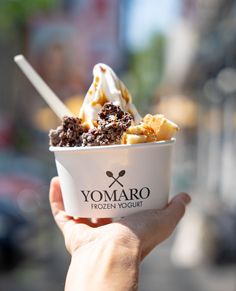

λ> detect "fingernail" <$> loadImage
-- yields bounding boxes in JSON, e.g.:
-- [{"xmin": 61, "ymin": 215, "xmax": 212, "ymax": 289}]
[{"xmin": 180, "ymin": 193, "xmax": 191, "ymax": 205}]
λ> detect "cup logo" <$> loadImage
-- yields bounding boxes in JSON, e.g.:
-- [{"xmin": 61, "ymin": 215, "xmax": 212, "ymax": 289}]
[
  {"xmin": 80, "ymin": 170, "xmax": 151, "ymax": 211},
  {"xmin": 106, "ymin": 170, "xmax": 126, "ymax": 188}
]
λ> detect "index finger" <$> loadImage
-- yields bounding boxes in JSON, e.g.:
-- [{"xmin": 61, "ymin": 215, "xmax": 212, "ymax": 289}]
[
  {"xmin": 49, "ymin": 177, "xmax": 70, "ymax": 232},
  {"xmin": 49, "ymin": 176, "xmax": 65, "ymax": 215},
  {"xmin": 49, "ymin": 177, "xmax": 94, "ymax": 231}
]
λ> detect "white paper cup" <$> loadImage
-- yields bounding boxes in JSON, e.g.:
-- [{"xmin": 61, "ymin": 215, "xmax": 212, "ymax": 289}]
[{"xmin": 50, "ymin": 139, "xmax": 175, "ymax": 218}]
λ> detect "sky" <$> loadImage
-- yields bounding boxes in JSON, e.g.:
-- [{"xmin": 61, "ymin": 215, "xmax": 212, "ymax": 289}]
[{"xmin": 127, "ymin": 0, "xmax": 181, "ymax": 50}]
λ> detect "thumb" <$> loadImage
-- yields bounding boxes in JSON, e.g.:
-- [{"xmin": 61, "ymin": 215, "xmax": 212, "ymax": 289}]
[
  {"xmin": 145, "ymin": 192, "xmax": 191, "ymax": 257},
  {"xmin": 163, "ymin": 192, "xmax": 191, "ymax": 235},
  {"xmin": 120, "ymin": 192, "xmax": 191, "ymax": 259}
]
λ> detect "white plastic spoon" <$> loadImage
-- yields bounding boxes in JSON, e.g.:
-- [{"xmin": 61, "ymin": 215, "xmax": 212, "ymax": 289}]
[{"xmin": 14, "ymin": 54, "xmax": 72, "ymax": 119}]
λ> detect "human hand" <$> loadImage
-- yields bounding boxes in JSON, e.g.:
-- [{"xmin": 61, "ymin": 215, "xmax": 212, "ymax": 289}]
[{"xmin": 49, "ymin": 177, "xmax": 191, "ymax": 291}]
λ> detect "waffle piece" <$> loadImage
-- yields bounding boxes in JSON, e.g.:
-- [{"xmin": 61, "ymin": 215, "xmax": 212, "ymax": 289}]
[{"xmin": 143, "ymin": 114, "xmax": 179, "ymax": 141}]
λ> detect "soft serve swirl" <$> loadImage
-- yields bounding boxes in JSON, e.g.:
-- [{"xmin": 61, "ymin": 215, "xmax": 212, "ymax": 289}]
[{"xmin": 79, "ymin": 63, "xmax": 142, "ymax": 127}]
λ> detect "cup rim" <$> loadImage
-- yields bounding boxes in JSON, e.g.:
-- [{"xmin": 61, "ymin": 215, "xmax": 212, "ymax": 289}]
[{"xmin": 49, "ymin": 138, "xmax": 176, "ymax": 152}]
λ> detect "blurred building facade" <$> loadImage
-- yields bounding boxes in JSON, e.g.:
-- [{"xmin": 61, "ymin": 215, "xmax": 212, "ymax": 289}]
[
  {"xmin": 184, "ymin": 0, "xmax": 236, "ymax": 206},
  {"xmin": 164, "ymin": 0, "xmax": 236, "ymax": 206},
  {"xmin": 1, "ymin": 0, "xmax": 129, "ymax": 142},
  {"xmin": 28, "ymin": 0, "xmax": 125, "ymax": 98}
]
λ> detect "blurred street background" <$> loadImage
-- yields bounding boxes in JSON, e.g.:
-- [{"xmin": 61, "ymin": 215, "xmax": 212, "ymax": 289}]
[{"xmin": 0, "ymin": 0, "xmax": 236, "ymax": 290}]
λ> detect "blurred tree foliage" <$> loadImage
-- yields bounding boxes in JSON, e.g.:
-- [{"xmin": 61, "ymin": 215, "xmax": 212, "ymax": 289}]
[
  {"xmin": 124, "ymin": 34, "xmax": 166, "ymax": 114},
  {"xmin": 0, "ymin": 0, "xmax": 56, "ymax": 34}
]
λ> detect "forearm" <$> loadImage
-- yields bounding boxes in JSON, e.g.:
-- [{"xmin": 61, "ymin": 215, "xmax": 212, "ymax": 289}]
[{"xmin": 65, "ymin": 239, "xmax": 140, "ymax": 291}]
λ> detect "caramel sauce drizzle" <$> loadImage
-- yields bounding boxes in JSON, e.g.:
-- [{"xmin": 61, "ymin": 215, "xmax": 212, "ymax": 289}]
[{"xmin": 90, "ymin": 92, "xmax": 108, "ymax": 107}]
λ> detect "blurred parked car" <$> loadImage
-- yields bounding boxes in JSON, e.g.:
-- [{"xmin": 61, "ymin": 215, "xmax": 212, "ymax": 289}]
[{"xmin": 0, "ymin": 174, "xmax": 47, "ymax": 271}]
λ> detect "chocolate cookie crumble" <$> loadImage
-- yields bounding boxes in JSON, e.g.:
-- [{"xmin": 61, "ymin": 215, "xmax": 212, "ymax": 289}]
[
  {"xmin": 49, "ymin": 116, "xmax": 87, "ymax": 147},
  {"xmin": 49, "ymin": 103, "xmax": 133, "ymax": 147},
  {"xmin": 82, "ymin": 103, "xmax": 133, "ymax": 146}
]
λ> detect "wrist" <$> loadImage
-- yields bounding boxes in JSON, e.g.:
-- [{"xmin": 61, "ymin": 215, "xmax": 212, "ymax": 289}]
[{"xmin": 66, "ymin": 235, "xmax": 140, "ymax": 291}]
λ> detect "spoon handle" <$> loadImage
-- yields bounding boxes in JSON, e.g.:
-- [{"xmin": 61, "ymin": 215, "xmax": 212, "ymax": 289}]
[{"xmin": 14, "ymin": 55, "xmax": 72, "ymax": 119}]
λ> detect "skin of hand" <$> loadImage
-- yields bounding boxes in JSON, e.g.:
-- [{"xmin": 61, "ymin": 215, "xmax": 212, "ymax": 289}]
[{"xmin": 49, "ymin": 177, "xmax": 191, "ymax": 291}]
